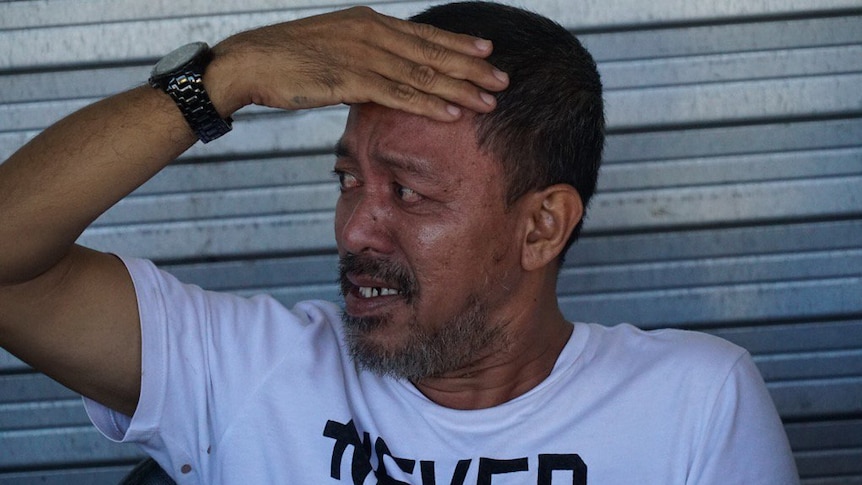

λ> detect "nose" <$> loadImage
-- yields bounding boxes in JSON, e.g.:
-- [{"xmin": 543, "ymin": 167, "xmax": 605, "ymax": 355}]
[{"xmin": 335, "ymin": 189, "xmax": 395, "ymax": 256}]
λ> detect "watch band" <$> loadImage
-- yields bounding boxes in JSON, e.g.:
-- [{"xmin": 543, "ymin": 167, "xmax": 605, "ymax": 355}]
[
  {"xmin": 149, "ymin": 42, "xmax": 233, "ymax": 144},
  {"xmin": 160, "ymin": 70, "xmax": 232, "ymax": 144}
]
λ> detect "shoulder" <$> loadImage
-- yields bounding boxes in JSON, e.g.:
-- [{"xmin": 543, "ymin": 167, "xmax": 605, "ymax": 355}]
[
  {"xmin": 119, "ymin": 255, "xmax": 347, "ymax": 374},
  {"xmin": 579, "ymin": 323, "xmax": 750, "ymax": 394},
  {"xmin": 568, "ymin": 324, "xmax": 798, "ymax": 482},
  {"xmin": 122, "ymin": 254, "xmax": 342, "ymax": 325},
  {"xmin": 588, "ymin": 323, "xmax": 745, "ymax": 365}
]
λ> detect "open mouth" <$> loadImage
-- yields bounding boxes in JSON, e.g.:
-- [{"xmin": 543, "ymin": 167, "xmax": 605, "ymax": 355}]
[
  {"xmin": 343, "ymin": 279, "xmax": 408, "ymax": 318},
  {"xmin": 357, "ymin": 286, "xmax": 402, "ymax": 298},
  {"xmin": 338, "ymin": 253, "xmax": 417, "ymax": 305}
]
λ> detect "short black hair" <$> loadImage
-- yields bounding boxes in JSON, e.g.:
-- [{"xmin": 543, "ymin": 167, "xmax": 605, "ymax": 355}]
[{"xmin": 411, "ymin": 2, "xmax": 604, "ymax": 259}]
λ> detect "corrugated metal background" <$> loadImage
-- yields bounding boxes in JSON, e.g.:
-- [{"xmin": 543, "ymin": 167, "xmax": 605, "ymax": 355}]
[{"xmin": 1, "ymin": 0, "xmax": 861, "ymax": 483}]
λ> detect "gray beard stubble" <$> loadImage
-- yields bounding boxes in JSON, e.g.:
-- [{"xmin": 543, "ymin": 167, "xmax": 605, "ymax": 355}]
[{"xmin": 339, "ymin": 254, "xmax": 505, "ymax": 381}]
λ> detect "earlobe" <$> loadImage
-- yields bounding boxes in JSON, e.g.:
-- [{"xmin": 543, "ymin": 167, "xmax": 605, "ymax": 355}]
[{"xmin": 522, "ymin": 185, "xmax": 583, "ymax": 271}]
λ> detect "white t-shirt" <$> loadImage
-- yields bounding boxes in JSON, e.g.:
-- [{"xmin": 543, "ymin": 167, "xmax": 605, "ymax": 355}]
[{"xmin": 85, "ymin": 257, "xmax": 799, "ymax": 484}]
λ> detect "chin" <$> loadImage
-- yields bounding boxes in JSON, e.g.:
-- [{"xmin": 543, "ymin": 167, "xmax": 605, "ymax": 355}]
[
  {"xmin": 341, "ymin": 297, "xmax": 503, "ymax": 381},
  {"xmin": 341, "ymin": 312, "xmax": 426, "ymax": 380}
]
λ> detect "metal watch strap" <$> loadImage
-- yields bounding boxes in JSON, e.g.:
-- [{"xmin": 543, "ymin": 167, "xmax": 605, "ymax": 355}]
[{"xmin": 163, "ymin": 71, "xmax": 232, "ymax": 143}]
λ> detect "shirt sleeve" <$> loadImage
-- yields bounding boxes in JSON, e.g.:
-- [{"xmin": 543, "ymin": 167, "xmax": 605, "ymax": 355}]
[
  {"xmin": 687, "ymin": 351, "xmax": 800, "ymax": 484},
  {"xmin": 83, "ymin": 255, "xmax": 336, "ymax": 482},
  {"xmin": 84, "ymin": 255, "xmax": 203, "ymax": 479}
]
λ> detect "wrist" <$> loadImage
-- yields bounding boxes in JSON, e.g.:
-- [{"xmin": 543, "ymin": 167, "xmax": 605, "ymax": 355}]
[
  {"xmin": 207, "ymin": 40, "xmax": 257, "ymax": 118},
  {"xmin": 149, "ymin": 42, "xmax": 233, "ymax": 143}
]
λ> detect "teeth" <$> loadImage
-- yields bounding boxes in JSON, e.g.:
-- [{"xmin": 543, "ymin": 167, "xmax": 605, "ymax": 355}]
[{"xmin": 358, "ymin": 287, "xmax": 400, "ymax": 298}]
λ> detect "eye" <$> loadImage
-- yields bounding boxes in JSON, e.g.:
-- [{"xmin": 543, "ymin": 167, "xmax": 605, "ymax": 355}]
[
  {"xmin": 333, "ymin": 169, "xmax": 359, "ymax": 191},
  {"xmin": 395, "ymin": 184, "xmax": 422, "ymax": 203}
]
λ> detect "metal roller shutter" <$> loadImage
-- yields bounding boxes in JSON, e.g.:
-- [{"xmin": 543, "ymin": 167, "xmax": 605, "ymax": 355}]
[{"xmin": 1, "ymin": 0, "xmax": 860, "ymax": 482}]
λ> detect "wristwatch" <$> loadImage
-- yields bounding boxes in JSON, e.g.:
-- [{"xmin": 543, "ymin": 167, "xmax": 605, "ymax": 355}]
[{"xmin": 149, "ymin": 42, "xmax": 232, "ymax": 143}]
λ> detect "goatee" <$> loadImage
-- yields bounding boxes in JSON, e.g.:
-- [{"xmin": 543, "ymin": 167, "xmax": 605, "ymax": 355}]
[{"xmin": 338, "ymin": 254, "xmax": 505, "ymax": 380}]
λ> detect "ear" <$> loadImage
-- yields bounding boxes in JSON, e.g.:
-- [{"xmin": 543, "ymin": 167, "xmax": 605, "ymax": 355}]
[{"xmin": 521, "ymin": 184, "xmax": 583, "ymax": 271}]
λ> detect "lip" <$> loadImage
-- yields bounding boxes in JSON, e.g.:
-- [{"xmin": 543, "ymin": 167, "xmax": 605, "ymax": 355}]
[
  {"xmin": 346, "ymin": 273, "xmax": 401, "ymax": 291},
  {"xmin": 343, "ymin": 274, "xmax": 406, "ymax": 317}
]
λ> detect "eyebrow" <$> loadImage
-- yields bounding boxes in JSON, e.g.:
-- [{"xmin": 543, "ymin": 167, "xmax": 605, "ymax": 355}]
[
  {"xmin": 333, "ymin": 140, "xmax": 351, "ymax": 159},
  {"xmin": 334, "ymin": 140, "xmax": 439, "ymax": 185}
]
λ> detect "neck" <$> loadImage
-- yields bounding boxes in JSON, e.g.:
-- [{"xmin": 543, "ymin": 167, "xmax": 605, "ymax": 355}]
[{"xmin": 412, "ymin": 302, "xmax": 573, "ymax": 410}]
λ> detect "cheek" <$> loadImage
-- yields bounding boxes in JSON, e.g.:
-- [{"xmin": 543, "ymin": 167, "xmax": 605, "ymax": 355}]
[
  {"xmin": 413, "ymin": 223, "xmax": 449, "ymax": 249},
  {"xmin": 333, "ymin": 201, "xmax": 346, "ymax": 246},
  {"xmin": 406, "ymin": 221, "xmax": 476, "ymax": 291},
  {"xmin": 411, "ymin": 213, "xmax": 515, "ymax": 277},
  {"xmin": 333, "ymin": 196, "xmax": 357, "ymax": 254}
]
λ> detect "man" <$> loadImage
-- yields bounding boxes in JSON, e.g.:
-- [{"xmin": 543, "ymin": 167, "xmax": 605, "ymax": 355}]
[{"xmin": 0, "ymin": 2, "xmax": 798, "ymax": 483}]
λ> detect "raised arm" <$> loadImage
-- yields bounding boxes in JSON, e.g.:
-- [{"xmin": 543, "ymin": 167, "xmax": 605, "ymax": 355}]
[{"xmin": 0, "ymin": 6, "xmax": 508, "ymax": 417}]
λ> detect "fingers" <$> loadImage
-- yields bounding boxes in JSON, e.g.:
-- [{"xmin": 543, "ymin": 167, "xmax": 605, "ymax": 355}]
[
  {"xmin": 358, "ymin": 50, "xmax": 500, "ymax": 117},
  {"xmin": 344, "ymin": 8, "xmax": 509, "ymax": 118},
  {"xmin": 208, "ymin": 6, "xmax": 511, "ymax": 122},
  {"xmin": 380, "ymin": 14, "xmax": 494, "ymax": 60},
  {"xmin": 375, "ymin": 11, "xmax": 510, "ymax": 92},
  {"xmin": 358, "ymin": 73, "xmax": 466, "ymax": 122}
]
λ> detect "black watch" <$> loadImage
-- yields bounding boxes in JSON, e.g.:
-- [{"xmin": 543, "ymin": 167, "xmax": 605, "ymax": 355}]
[{"xmin": 149, "ymin": 42, "xmax": 233, "ymax": 144}]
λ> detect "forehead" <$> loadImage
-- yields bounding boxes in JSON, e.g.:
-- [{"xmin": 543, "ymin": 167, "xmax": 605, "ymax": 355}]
[{"xmin": 338, "ymin": 104, "xmax": 500, "ymax": 180}]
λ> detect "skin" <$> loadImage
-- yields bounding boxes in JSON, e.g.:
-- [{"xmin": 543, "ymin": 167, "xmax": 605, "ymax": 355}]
[
  {"xmin": 0, "ymin": 4, "xmax": 585, "ymax": 414},
  {"xmin": 0, "ymin": 7, "xmax": 508, "ymax": 417},
  {"xmin": 334, "ymin": 104, "xmax": 581, "ymax": 409}
]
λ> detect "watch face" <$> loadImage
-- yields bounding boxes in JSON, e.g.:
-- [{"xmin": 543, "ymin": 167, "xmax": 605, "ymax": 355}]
[{"xmin": 152, "ymin": 42, "xmax": 207, "ymax": 77}]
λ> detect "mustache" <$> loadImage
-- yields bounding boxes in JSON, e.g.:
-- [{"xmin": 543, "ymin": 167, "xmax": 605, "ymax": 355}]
[{"xmin": 338, "ymin": 253, "xmax": 418, "ymax": 302}]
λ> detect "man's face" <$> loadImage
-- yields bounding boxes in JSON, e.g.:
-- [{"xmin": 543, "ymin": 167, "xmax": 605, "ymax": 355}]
[{"xmin": 334, "ymin": 104, "xmax": 526, "ymax": 380}]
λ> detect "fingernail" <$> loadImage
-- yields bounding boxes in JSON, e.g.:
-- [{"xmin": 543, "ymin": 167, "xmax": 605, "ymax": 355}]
[
  {"xmin": 475, "ymin": 39, "xmax": 492, "ymax": 52},
  {"xmin": 480, "ymin": 92, "xmax": 496, "ymax": 106},
  {"xmin": 446, "ymin": 104, "xmax": 462, "ymax": 117},
  {"xmin": 493, "ymin": 69, "xmax": 509, "ymax": 84}
]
